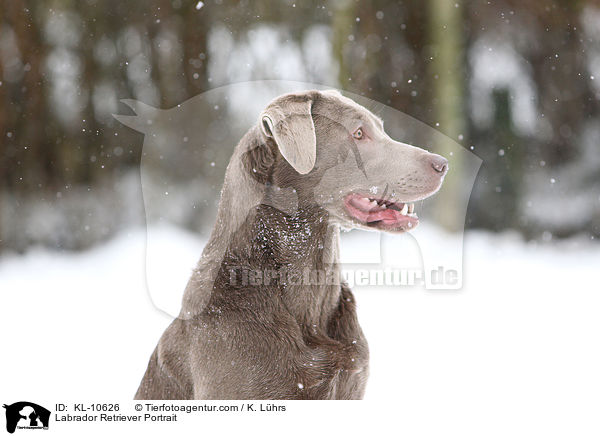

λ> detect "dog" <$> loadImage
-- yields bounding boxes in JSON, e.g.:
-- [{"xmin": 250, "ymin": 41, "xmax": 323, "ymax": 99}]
[{"xmin": 134, "ymin": 89, "xmax": 448, "ymax": 400}]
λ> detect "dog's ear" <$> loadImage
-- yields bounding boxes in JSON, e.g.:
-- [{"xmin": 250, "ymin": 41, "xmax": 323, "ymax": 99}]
[{"xmin": 259, "ymin": 95, "xmax": 316, "ymax": 175}]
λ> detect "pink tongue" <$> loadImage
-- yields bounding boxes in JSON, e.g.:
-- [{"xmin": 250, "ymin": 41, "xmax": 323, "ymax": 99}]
[
  {"xmin": 366, "ymin": 209, "xmax": 400, "ymax": 222},
  {"xmin": 348, "ymin": 197, "xmax": 404, "ymax": 223}
]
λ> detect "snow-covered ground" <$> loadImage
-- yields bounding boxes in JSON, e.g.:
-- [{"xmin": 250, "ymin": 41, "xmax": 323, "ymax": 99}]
[{"xmin": 1, "ymin": 226, "xmax": 599, "ymax": 435}]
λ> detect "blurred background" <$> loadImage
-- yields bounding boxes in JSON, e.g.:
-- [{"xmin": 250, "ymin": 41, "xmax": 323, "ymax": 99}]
[
  {"xmin": 1, "ymin": 0, "xmax": 600, "ymax": 253},
  {"xmin": 3, "ymin": 1, "xmax": 600, "ymax": 417}
]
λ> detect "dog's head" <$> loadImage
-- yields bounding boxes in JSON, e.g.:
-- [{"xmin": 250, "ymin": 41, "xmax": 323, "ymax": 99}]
[{"xmin": 247, "ymin": 90, "xmax": 448, "ymax": 233}]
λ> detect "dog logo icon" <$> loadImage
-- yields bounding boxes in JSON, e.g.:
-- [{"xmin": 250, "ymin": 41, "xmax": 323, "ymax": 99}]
[{"xmin": 3, "ymin": 402, "xmax": 50, "ymax": 433}]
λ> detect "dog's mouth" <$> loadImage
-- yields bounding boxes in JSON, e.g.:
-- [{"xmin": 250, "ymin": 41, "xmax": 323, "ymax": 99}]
[{"xmin": 344, "ymin": 193, "xmax": 418, "ymax": 230}]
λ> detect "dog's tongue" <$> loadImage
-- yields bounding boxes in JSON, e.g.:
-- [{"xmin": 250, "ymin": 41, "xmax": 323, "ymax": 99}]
[
  {"xmin": 347, "ymin": 196, "xmax": 403, "ymax": 223},
  {"xmin": 365, "ymin": 208, "xmax": 400, "ymax": 223}
]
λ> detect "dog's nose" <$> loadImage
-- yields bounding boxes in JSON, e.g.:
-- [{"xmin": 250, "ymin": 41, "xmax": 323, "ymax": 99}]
[{"xmin": 429, "ymin": 154, "xmax": 448, "ymax": 175}]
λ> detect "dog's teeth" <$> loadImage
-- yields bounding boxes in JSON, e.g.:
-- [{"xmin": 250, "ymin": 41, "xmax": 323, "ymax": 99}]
[
  {"xmin": 381, "ymin": 204, "xmax": 386, "ymax": 209},
  {"xmin": 370, "ymin": 200, "xmax": 378, "ymax": 207},
  {"xmin": 408, "ymin": 203, "xmax": 414, "ymax": 214},
  {"xmin": 400, "ymin": 203, "xmax": 408, "ymax": 215}
]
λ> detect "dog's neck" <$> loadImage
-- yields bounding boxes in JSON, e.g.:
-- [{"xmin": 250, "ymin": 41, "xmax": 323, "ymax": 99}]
[
  {"xmin": 255, "ymin": 188, "xmax": 343, "ymax": 330},
  {"xmin": 198, "ymin": 189, "xmax": 343, "ymax": 330},
  {"xmin": 181, "ymin": 129, "xmax": 342, "ymax": 329}
]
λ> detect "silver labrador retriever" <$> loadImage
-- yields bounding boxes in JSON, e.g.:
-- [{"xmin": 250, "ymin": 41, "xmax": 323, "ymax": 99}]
[{"xmin": 135, "ymin": 90, "xmax": 448, "ymax": 400}]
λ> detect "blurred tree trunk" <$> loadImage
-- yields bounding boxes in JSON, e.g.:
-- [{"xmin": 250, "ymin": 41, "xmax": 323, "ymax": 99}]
[
  {"xmin": 332, "ymin": 0, "xmax": 356, "ymax": 89},
  {"xmin": 427, "ymin": 0, "xmax": 466, "ymax": 231},
  {"xmin": 492, "ymin": 89, "xmax": 521, "ymax": 230},
  {"xmin": 79, "ymin": 0, "xmax": 105, "ymax": 186},
  {"xmin": 355, "ymin": 1, "xmax": 379, "ymax": 95},
  {"xmin": 5, "ymin": 1, "xmax": 48, "ymax": 190},
  {"xmin": 18, "ymin": 1, "xmax": 49, "ymax": 190},
  {"xmin": 183, "ymin": 0, "xmax": 208, "ymax": 97}
]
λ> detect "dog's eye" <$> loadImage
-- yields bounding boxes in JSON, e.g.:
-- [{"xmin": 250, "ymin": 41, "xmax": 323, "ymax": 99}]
[{"xmin": 353, "ymin": 128, "xmax": 364, "ymax": 140}]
